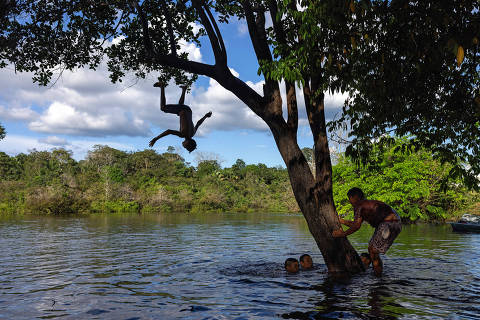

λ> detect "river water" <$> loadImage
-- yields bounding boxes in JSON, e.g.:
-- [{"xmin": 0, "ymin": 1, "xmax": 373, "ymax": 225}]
[{"xmin": 0, "ymin": 213, "xmax": 478, "ymax": 319}]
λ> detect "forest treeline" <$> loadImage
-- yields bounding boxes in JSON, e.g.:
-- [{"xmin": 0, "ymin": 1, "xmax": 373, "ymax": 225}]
[{"xmin": 0, "ymin": 140, "xmax": 477, "ymax": 220}]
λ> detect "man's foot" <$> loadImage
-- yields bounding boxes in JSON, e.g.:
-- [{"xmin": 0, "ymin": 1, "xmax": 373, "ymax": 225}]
[
  {"xmin": 360, "ymin": 253, "xmax": 371, "ymax": 268},
  {"xmin": 373, "ymin": 258, "xmax": 383, "ymax": 277}
]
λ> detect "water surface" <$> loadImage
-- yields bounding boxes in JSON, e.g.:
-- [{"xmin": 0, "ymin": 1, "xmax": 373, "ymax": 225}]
[{"xmin": 0, "ymin": 213, "xmax": 478, "ymax": 319}]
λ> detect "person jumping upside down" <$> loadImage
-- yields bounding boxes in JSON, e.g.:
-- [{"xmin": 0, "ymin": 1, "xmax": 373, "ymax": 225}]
[
  {"xmin": 332, "ymin": 187, "xmax": 402, "ymax": 277},
  {"xmin": 149, "ymin": 82, "xmax": 212, "ymax": 152}
]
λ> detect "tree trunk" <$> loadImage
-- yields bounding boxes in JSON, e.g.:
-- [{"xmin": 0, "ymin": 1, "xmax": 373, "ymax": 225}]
[{"xmin": 268, "ymin": 117, "xmax": 364, "ymax": 275}]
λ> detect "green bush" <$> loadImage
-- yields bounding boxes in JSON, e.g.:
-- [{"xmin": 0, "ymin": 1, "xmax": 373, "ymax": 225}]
[{"xmin": 333, "ymin": 139, "xmax": 470, "ymax": 221}]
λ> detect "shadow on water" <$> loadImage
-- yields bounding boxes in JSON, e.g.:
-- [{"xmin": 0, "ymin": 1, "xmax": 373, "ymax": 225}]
[{"xmin": 0, "ymin": 213, "xmax": 479, "ymax": 319}]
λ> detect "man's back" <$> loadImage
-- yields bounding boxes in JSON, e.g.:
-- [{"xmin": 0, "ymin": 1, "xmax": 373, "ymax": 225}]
[{"xmin": 355, "ymin": 200, "xmax": 394, "ymax": 228}]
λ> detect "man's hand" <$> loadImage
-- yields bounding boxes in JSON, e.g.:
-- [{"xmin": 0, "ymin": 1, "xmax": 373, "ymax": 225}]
[
  {"xmin": 206, "ymin": 111, "xmax": 212, "ymax": 117},
  {"xmin": 332, "ymin": 229, "xmax": 345, "ymax": 238},
  {"xmin": 338, "ymin": 217, "xmax": 346, "ymax": 224}
]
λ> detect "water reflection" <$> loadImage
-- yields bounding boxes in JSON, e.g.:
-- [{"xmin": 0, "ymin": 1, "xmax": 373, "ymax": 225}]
[{"xmin": 0, "ymin": 213, "xmax": 479, "ymax": 319}]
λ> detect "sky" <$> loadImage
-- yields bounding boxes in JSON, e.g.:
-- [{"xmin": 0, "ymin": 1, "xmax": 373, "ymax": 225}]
[{"xmin": 0, "ymin": 16, "xmax": 347, "ymax": 168}]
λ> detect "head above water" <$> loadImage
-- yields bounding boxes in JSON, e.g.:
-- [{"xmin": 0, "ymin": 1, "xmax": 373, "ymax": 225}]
[
  {"xmin": 299, "ymin": 254, "xmax": 313, "ymax": 270},
  {"xmin": 347, "ymin": 187, "xmax": 365, "ymax": 206},
  {"xmin": 284, "ymin": 258, "xmax": 299, "ymax": 273},
  {"xmin": 182, "ymin": 138, "xmax": 197, "ymax": 152}
]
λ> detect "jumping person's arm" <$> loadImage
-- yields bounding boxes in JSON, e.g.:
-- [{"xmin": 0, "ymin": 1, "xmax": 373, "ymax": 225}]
[
  {"xmin": 193, "ymin": 111, "xmax": 212, "ymax": 134},
  {"xmin": 149, "ymin": 129, "xmax": 183, "ymax": 147}
]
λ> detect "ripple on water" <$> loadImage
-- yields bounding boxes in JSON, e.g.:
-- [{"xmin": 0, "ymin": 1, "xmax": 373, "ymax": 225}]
[{"xmin": 0, "ymin": 214, "xmax": 478, "ymax": 320}]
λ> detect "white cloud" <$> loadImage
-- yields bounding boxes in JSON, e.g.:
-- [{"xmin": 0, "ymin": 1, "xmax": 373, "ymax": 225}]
[
  {"xmin": 29, "ymin": 101, "xmax": 148, "ymax": 137},
  {"xmin": 179, "ymin": 39, "xmax": 203, "ymax": 62},
  {"xmin": 0, "ymin": 134, "xmax": 134, "ymax": 160},
  {"xmin": 0, "ymin": 105, "xmax": 38, "ymax": 121},
  {"xmin": 38, "ymin": 135, "xmax": 69, "ymax": 146}
]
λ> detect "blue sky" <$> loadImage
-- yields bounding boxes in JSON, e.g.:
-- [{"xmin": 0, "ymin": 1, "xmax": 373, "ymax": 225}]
[{"xmin": 0, "ymin": 17, "xmax": 346, "ymax": 168}]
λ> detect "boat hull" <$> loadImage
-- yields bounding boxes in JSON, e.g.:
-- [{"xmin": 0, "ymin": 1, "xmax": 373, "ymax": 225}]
[{"xmin": 450, "ymin": 222, "xmax": 480, "ymax": 233}]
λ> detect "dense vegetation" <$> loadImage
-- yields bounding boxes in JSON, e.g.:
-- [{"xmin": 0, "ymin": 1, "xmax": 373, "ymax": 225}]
[
  {"xmin": 0, "ymin": 145, "xmax": 297, "ymax": 215},
  {"xmin": 0, "ymin": 142, "xmax": 477, "ymax": 220}
]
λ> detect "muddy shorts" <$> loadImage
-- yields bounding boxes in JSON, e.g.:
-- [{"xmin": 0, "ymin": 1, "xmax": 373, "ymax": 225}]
[{"xmin": 369, "ymin": 220, "xmax": 402, "ymax": 254}]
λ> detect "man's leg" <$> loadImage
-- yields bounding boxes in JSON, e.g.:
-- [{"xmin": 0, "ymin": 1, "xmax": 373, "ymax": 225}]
[
  {"xmin": 360, "ymin": 253, "xmax": 372, "ymax": 268},
  {"xmin": 368, "ymin": 245, "xmax": 383, "ymax": 277}
]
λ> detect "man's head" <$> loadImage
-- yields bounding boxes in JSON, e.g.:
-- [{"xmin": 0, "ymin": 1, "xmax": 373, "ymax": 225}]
[
  {"xmin": 284, "ymin": 258, "xmax": 299, "ymax": 273},
  {"xmin": 347, "ymin": 187, "xmax": 365, "ymax": 206},
  {"xmin": 299, "ymin": 254, "xmax": 313, "ymax": 270},
  {"xmin": 182, "ymin": 138, "xmax": 197, "ymax": 152}
]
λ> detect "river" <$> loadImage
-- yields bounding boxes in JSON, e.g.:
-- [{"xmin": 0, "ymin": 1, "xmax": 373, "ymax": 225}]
[{"xmin": 0, "ymin": 213, "xmax": 478, "ymax": 319}]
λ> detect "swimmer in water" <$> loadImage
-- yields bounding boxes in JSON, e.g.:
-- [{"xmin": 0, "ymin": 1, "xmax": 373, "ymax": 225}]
[
  {"xmin": 299, "ymin": 254, "xmax": 313, "ymax": 270},
  {"xmin": 284, "ymin": 258, "xmax": 299, "ymax": 273}
]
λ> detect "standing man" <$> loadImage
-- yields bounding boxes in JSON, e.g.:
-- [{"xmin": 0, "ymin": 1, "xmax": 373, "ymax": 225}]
[{"xmin": 332, "ymin": 187, "xmax": 402, "ymax": 276}]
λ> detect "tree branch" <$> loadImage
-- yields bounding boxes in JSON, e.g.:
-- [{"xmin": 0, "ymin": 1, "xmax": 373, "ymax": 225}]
[
  {"xmin": 286, "ymin": 81, "xmax": 298, "ymax": 133},
  {"xmin": 242, "ymin": 0, "xmax": 272, "ymax": 65},
  {"xmin": 132, "ymin": 0, "xmax": 265, "ymax": 120},
  {"xmin": 130, "ymin": 1, "xmax": 155, "ymax": 57},
  {"xmin": 204, "ymin": 4, "xmax": 227, "ymax": 64},
  {"xmin": 160, "ymin": 0, "xmax": 177, "ymax": 56},
  {"xmin": 267, "ymin": 0, "xmax": 288, "ymax": 53},
  {"xmin": 192, "ymin": 0, "xmax": 226, "ymax": 66}
]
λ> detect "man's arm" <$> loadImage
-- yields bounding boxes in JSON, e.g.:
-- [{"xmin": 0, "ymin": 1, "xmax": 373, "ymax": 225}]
[
  {"xmin": 193, "ymin": 111, "xmax": 212, "ymax": 134},
  {"xmin": 149, "ymin": 129, "xmax": 182, "ymax": 147},
  {"xmin": 339, "ymin": 217, "xmax": 356, "ymax": 228},
  {"xmin": 333, "ymin": 216, "xmax": 363, "ymax": 237}
]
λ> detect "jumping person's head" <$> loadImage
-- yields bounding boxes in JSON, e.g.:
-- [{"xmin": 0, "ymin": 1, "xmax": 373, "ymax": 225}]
[
  {"xmin": 182, "ymin": 138, "xmax": 197, "ymax": 152},
  {"xmin": 284, "ymin": 258, "xmax": 299, "ymax": 273},
  {"xmin": 347, "ymin": 187, "xmax": 365, "ymax": 206},
  {"xmin": 299, "ymin": 254, "xmax": 313, "ymax": 270}
]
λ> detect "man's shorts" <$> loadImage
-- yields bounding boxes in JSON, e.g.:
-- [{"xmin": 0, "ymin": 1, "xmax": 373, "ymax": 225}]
[{"xmin": 369, "ymin": 220, "xmax": 402, "ymax": 254}]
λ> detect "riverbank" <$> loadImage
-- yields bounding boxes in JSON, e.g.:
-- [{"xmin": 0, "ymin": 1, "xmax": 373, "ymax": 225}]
[{"xmin": 0, "ymin": 145, "xmax": 477, "ymax": 221}]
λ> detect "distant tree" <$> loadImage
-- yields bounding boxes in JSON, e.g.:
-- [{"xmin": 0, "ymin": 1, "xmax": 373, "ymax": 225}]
[
  {"xmin": 0, "ymin": 123, "xmax": 5, "ymax": 141},
  {"xmin": 197, "ymin": 160, "xmax": 221, "ymax": 177},
  {"xmin": 2, "ymin": 0, "xmax": 478, "ymax": 274}
]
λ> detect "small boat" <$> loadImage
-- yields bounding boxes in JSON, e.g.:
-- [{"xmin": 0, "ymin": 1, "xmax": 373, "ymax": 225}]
[{"xmin": 450, "ymin": 214, "xmax": 480, "ymax": 233}]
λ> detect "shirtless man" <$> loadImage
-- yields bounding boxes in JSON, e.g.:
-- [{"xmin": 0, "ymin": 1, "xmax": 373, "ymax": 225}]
[
  {"xmin": 149, "ymin": 82, "xmax": 212, "ymax": 152},
  {"xmin": 332, "ymin": 187, "xmax": 402, "ymax": 276}
]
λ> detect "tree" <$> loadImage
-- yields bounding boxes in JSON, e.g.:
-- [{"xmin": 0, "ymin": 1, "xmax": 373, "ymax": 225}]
[
  {"xmin": 0, "ymin": 123, "xmax": 5, "ymax": 141},
  {"xmin": 2, "ymin": 0, "xmax": 478, "ymax": 274}
]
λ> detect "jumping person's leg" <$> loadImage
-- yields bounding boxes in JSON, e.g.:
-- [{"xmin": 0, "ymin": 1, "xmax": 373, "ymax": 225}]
[
  {"xmin": 178, "ymin": 86, "xmax": 187, "ymax": 105},
  {"xmin": 161, "ymin": 104, "xmax": 186, "ymax": 115}
]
